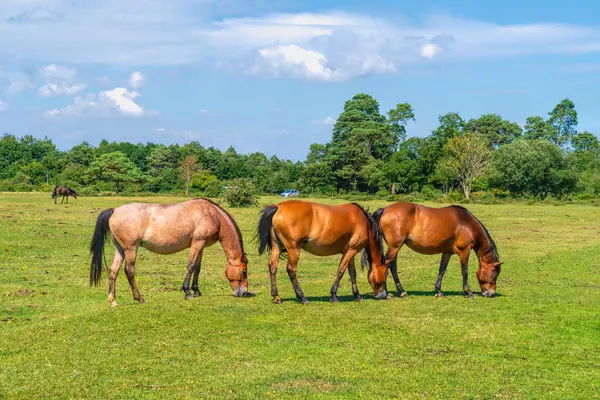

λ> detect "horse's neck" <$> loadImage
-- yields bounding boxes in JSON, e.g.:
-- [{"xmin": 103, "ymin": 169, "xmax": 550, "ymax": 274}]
[
  {"xmin": 473, "ymin": 220, "xmax": 494, "ymax": 260},
  {"xmin": 367, "ymin": 228, "xmax": 383, "ymax": 266},
  {"xmin": 216, "ymin": 212, "xmax": 244, "ymax": 263}
]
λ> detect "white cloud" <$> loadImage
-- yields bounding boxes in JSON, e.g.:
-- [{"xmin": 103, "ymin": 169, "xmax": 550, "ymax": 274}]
[
  {"xmin": 313, "ymin": 116, "xmax": 337, "ymax": 125},
  {"xmin": 199, "ymin": 109, "xmax": 210, "ymax": 115},
  {"xmin": 129, "ymin": 71, "xmax": 145, "ymax": 88},
  {"xmin": 421, "ymin": 43, "xmax": 440, "ymax": 59},
  {"xmin": 153, "ymin": 127, "xmax": 166, "ymax": 132},
  {"xmin": 0, "ymin": 70, "xmax": 33, "ymax": 94},
  {"xmin": 38, "ymin": 63, "xmax": 86, "ymax": 96},
  {"xmin": 46, "ymin": 87, "xmax": 157, "ymax": 118},
  {"xmin": 1, "ymin": 3, "xmax": 600, "ymax": 81},
  {"xmin": 0, "ymin": 100, "xmax": 8, "ymax": 112}
]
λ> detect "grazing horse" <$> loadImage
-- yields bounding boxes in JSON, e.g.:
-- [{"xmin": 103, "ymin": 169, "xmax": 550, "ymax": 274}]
[
  {"xmin": 52, "ymin": 185, "xmax": 77, "ymax": 204},
  {"xmin": 89, "ymin": 198, "xmax": 249, "ymax": 308},
  {"xmin": 372, "ymin": 202, "xmax": 502, "ymax": 298},
  {"xmin": 257, "ymin": 200, "xmax": 388, "ymax": 304}
]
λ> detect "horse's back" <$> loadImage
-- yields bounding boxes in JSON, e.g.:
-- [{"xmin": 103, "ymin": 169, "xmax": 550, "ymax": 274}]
[
  {"xmin": 381, "ymin": 202, "xmax": 471, "ymax": 253},
  {"xmin": 273, "ymin": 200, "xmax": 368, "ymax": 255}
]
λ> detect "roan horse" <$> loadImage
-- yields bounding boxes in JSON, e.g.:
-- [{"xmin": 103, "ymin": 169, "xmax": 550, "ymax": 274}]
[
  {"xmin": 52, "ymin": 185, "xmax": 77, "ymax": 204},
  {"xmin": 372, "ymin": 202, "xmax": 502, "ymax": 298},
  {"xmin": 89, "ymin": 198, "xmax": 249, "ymax": 308},
  {"xmin": 257, "ymin": 200, "xmax": 388, "ymax": 304}
]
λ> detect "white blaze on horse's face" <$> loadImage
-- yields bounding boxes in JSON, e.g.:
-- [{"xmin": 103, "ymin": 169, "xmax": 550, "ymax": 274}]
[{"xmin": 225, "ymin": 264, "xmax": 248, "ymax": 297}]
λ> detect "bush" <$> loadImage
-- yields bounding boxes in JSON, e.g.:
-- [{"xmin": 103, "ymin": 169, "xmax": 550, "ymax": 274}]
[
  {"xmin": 223, "ymin": 178, "xmax": 259, "ymax": 207},
  {"xmin": 203, "ymin": 181, "xmax": 222, "ymax": 198}
]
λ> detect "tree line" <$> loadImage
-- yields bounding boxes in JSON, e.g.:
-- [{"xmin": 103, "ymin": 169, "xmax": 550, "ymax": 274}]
[{"xmin": 1, "ymin": 94, "xmax": 599, "ymax": 201}]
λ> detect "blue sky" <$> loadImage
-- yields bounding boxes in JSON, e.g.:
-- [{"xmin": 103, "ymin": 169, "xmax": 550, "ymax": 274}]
[{"xmin": 1, "ymin": 0, "xmax": 599, "ymax": 161}]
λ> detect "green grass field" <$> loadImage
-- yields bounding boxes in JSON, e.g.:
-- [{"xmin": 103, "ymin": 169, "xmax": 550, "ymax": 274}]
[{"xmin": 1, "ymin": 194, "xmax": 599, "ymax": 399}]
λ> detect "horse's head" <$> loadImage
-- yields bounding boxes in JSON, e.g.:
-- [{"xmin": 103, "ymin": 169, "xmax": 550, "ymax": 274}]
[
  {"xmin": 367, "ymin": 261, "xmax": 389, "ymax": 299},
  {"xmin": 477, "ymin": 258, "xmax": 502, "ymax": 297},
  {"xmin": 225, "ymin": 254, "xmax": 249, "ymax": 297}
]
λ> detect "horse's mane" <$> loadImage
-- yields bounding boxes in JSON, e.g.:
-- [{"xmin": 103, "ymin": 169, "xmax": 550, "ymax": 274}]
[
  {"xmin": 350, "ymin": 202, "xmax": 385, "ymax": 270},
  {"xmin": 451, "ymin": 205, "xmax": 498, "ymax": 259},
  {"xmin": 66, "ymin": 186, "xmax": 77, "ymax": 196},
  {"xmin": 198, "ymin": 198, "xmax": 247, "ymax": 261}
]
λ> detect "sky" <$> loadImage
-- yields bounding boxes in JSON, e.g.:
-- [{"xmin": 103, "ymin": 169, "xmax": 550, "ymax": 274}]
[{"xmin": 1, "ymin": 0, "xmax": 599, "ymax": 161}]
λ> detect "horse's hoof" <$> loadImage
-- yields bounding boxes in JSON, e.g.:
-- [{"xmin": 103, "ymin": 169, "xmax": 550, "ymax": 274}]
[
  {"xmin": 273, "ymin": 296, "xmax": 282, "ymax": 304},
  {"xmin": 465, "ymin": 293, "xmax": 474, "ymax": 299},
  {"xmin": 435, "ymin": 292, "xmax": 444, "ymax": 298},
  {"xmin": 330, "ymin": 296, "xmax": 339, "ymax": 303},
  {"xmin": 110, "ymin": 301, "xmax": 118, "ymax": 309},
  {"xmin": 300, "ymin": 299, "xmax": 310, "ymax": 305},
  {"xmin": 399, "ymin": 291, "xmax": 408, "ymax": 298},
  {"xmin": 184, "ymin": 294, "xmax": 194, "ymax": 300},
  {"xmin": 355, "ymin": 296, "xmax": 363, "ymax": 302},
  {"xmin": 193, "ymin": 291, "xmax": 202, "ymax": 298},
  {"xmin": 138, "ymin": 298, "xmax": 146, "ymax": 304}
]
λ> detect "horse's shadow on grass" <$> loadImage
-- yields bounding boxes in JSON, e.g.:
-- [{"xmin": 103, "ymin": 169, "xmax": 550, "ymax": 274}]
[
  {"xmin": 280, "ymin": 291, "xmax": 502, "ymax": 302},
  {"xmin": 404, "ymin": 290, "xmax": 503, "ymax": 298}
]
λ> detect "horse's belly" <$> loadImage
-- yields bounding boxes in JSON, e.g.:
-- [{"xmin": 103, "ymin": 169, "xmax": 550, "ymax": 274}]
[
  {"xmin": 140, "ymin": 236, "xmax": 191, "ymax": 255},
  {"xmin": 301, "ymin": 240, "xmax": 343, "ymax": 257},
  {"xmin": 405, "ymin": 239, "xmax": 451, "ymax": 255}
]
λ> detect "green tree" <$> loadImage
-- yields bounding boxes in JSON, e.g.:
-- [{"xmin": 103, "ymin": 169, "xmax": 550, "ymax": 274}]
[
  {"xmin": 465, "ymin": 113, "xmax": 522, "ymax": 148},
  {"xmin": 572, "ymin": 131, "xmax": 599, "ymax": 153},
  {"xmin": 89, "ymin": 151, "xmax": 145, "ymax": 194},
  {"xmin": 523, "ymin": 116, "xmax": 555, "ymax": 141},
  {"xmin": 547, "ymin": 99, "xmax": 578, "ymax": 147},
  {"xmin": 446, "ymin": 133, "xmax": 492, "ymax": 199},
  {"xmin": 431, "ymin": 112, "xmax": 465, "ymax": 142},
  {"xmin": 387, "ymin": 103, "xmax": 415, "ymax": 149},
  {"xmin": 491, "ymin": 140, "xmax": 576, "ymax": 199},
  {"xmin": 432, "ymin": 158, "xmax": 459, "ymax": 197},
  {"xmin": 179, "ymin": 155, "xmax": 200, "ymax": 195},
  {"xmin": 223, "ymin": 178, "xmax": 259, "ymax": 207}
]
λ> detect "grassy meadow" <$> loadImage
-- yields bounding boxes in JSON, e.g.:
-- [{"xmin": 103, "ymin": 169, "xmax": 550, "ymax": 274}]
[{"xmin": 1, "ymin": 193, "xmax": 599, "ymax": 399}]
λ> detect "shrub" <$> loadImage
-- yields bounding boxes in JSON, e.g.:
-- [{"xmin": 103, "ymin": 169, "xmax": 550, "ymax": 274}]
[{"xmin": 223, "ymin": 178, "xmax": 259, "ymax": 207}]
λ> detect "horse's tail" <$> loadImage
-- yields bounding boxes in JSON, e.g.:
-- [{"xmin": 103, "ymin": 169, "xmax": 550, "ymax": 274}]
[
  {"xmin": 372, "ymin": 208, "xmax": 385, "ymax": 228},
  {"xmin": 89, "ymin": 208, "xmax": 115, "ymax": 286},
  {"xmin": 257, "ymin": 204, "xmax": 278, "ymax": 255}
]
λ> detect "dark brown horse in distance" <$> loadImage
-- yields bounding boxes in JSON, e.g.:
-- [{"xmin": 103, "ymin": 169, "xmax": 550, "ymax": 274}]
[
  {"xmin": 52, "ymin": 185, "xmax": 77, "ymax": 204},
  {"xmin": 372, "ymin": 202, "xmax": 502, "ymax": 298},
  {"xmin": 257, "ymin": 200, "xmax": 388, "ymax": 304},
  {"xmin": 89, "ymin": 198, "xmax": 250, "ymax": 308}
]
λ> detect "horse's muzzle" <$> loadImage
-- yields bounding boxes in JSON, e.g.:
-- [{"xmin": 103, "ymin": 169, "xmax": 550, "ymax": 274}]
[{"xmin": 481, "ymin": 290, "xmax": 496, "ymax": 298}]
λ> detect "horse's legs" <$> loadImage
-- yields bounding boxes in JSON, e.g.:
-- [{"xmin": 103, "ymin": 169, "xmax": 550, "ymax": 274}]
[
  {"xmin": 123, "ymin": 248, "xmax": 144, "ymax": 303},
  {"xmin": 434, "ymin": 253, "xmax": 452, "ymax": 297},
  {"xmin": 66, "ymin": 195, "xmax": 68, "ymax": 204},
  {"xmin": 347, "ymin": 257, "xmax": 362, "ymax": 302},
  {"xmin": 285, "ymin": 247, "xmax": 308, "ymax": 305},
  {"xmin": 386, "ymin": 245, "xmax": 407, "ymax": 297},
  {"xmin": 191, "ymin": 248, "xmax": 204, "ymax": 298},
  {"xmin": 268, "ymin": 240, "xmax": 282, "ymax": 304},
  {"xmin": 61, "ymin": 195, "xmax": 65, "ymax": 204},
  {"xmin": 330, "ymin": 249, "xmax": 357, "ymax": 303},
  {"xmin": 459, "ymin": 250, "xmax": 474, "ymax": 298},
  {"xmin": 182, "ymin": 240, "xmax": 205, "ymax": 299},
  {"xmin": 107, "ymin": 247, "xmax": 124, "ymax": 308}
]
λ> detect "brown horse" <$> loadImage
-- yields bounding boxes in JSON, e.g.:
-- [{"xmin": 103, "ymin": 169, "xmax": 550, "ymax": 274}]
[
  {"xmin": 89, "ymin": 198, "xmax": 249, "ymax": 308},
  {"xmin": 52, "ymin": 185, "xmax": 77, "ymax": 204},
  {"xmin": 257, "ymin": 200, "xmax": 388, "ymax": 304},
  {"xmin": 372, "ymin": 202, "xmax": 502, "ymax": 298}
]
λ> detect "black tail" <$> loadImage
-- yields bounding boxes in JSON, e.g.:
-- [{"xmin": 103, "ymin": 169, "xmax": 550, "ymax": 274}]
[
  {"xmin": 257, "ymin": 204, "xmax": 278, "ymax": 255},
  {"xmin": 89, "ymin": 208, "xmax": 115, "ymax": 286},
  {"xmin": 372, "ymin": 208, "xmax": 385, "ymax": 227},
  {"xmin": 350, "ymin": 203, "xmax": 385, "ymax": 271}
]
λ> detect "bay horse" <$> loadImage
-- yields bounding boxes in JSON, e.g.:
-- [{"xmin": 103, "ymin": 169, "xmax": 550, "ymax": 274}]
[
  {"xmin": 89, "ymin": 198, "xmax": 249, "ymax": 308},
  {"xmin": 257, "ymin": 200, "xmax": 388, "ymax": 304},
  {"xmin": 52, "ymin": 185, "xmax": 77, "ymax": 204},
  {"xmin": 372, "ymin": 202, "xmax": 502, "ymax": 298}
]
